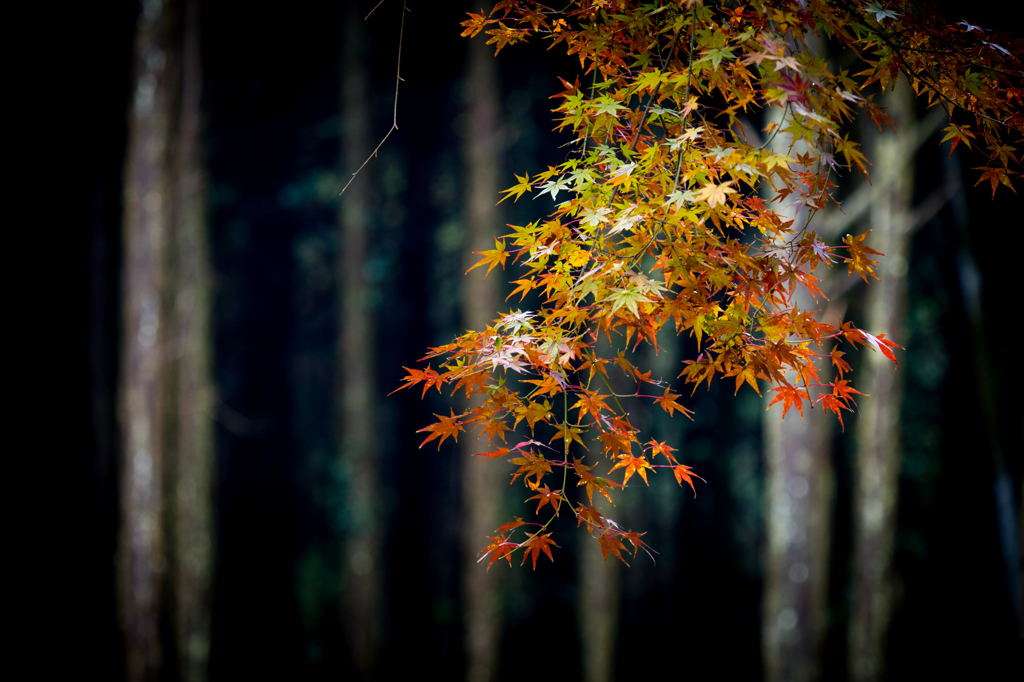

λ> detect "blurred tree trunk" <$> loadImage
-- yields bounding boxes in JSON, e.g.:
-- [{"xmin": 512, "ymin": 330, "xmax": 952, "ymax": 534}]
[
  {"xmin": 461, "ymin": 22, "xmax": 504, "ymax": 682},
  {"xmin": 579, "ymin": 480, "xmax": 619, "ymax": 682},
  {"xmin": 762, "ymin": 102, "xmax": 834, "ymax": 682},
  {"xmin": 120, "ymin": 1, "xmax": 176, "ymax": 679},
  {"xmin": 168, "ymin": 0, "xmax": 214, "ymax": 678},
  {"xmin": 578, "ymin": 333, "xmax": 621, "ymax": 682},
  {"xmin": 340, "ymin": 3, "xmax": 381, "ymax": 676},
  {"xmin": 848, "ymin": 83, "xmax": 915, "ymax": 682}
]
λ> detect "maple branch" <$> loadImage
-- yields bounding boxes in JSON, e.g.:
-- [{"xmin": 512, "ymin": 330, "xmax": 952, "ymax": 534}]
[{"xmin": 341, "ymin": 0, "xmax": 408, "ymax": 195}]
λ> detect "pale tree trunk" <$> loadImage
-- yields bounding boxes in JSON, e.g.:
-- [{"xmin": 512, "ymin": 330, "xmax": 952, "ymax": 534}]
[
  {"xmin": 848, "ymin": 82, "xmax": 915, "ymax": 682},
  {"xmin": 120, "ymin": 0, "xmax": 176, "ymax": 679},
  {"xmin": 340, "ymin": 3, "xmax": 381, "ymax": 676},
  {"xmin": 578, "ymin": 333, "xmax": 622, "ymax": 682},
  {"xmin": 762, "ymin": 102, "xmax": 834, "ymax": 682},
  {"xmin": 169, "ymin": 0, "xmax": 214, "ymax": 678},
  {"xmin": 579, "ymin": 493, "xmax": 620, "ymax": 682},
  {"xmin": 461, "ymin": 24, "xmax": 504, "ymax": 682}
]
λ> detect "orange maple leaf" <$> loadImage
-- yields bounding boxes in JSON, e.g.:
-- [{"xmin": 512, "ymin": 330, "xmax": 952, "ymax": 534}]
[
  {"xmin": 673, "ymin": 464, "xmax": 705, "ymax": 497},
  {"xmin": 767, "ymin": 384, "xmax": 808, "ymax": 419},
  {"xmin": 509, "ymin": 451, "xmax": 552, "ymax": 487},
  {"xmin": 573, "ymin": 390, "xmax": 612, "ymax": 422},
  {"xmin": 576, "ymin": 505, "xmax": 607, "ymax": 530},
  {"xmin": 466, "ymin": 238, "xmax": 509, "ymax": 277},
  {"xmin": 525, "ymin": 484, "xmax": 563, "ymax": 516},
  {"xmin": 647, "ymin": 440, "xmax": 678, "ymax": 464},
  {"xmin": 621, "ymin": 529, "xmax": 649, "ymax": 559},
  {"xmin": 520, "ymin": 532, "xmax": 559, "ymax": 570},
  {"xmin": 843, "ymin": 231, "xmax": 883, "ymax": 283},
  {"xmin": 609, "ymin": 454, "xmax": 654, "ymax": 486},
  {"xmin": 392, "ymin": 365, "xmax": 444, "ymax": 397},
  {"xmin": 550, "ymin": 423, "xmax": 587, "ymax": 452},
  {"xmin": 417, "ymin": 410, "xmax": 465, "ymax": 449},
  {"xmin": 654, "ymin": 387, "xmax": 693, "ymax": 418},
  {"xmin": 573, "ymin": 457, "xmax": 619, "ymax": 506}
]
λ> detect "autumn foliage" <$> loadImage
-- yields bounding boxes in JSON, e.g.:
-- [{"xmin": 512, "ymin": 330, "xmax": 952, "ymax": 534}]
[{"xmin": 394, "ymin": 0, "xmax": 1023, "ymax": 568}]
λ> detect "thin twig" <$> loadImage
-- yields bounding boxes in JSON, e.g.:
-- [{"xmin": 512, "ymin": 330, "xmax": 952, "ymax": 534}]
[{"xmin": 342, "ymin": 0, "xmax": 408, "ymax": 195}]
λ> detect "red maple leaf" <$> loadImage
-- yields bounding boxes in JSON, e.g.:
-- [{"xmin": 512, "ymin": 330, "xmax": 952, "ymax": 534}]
[
  {"xmin": 520, "ymin": 532, "xmax": 559, "ymax": 570},
  {"xmin": 597, "ymin": 530, "xmax": 629, "ymax": 565},
  {"xmin": 478, "ymin": 534, "xmax": 516, "ymax": 570}
]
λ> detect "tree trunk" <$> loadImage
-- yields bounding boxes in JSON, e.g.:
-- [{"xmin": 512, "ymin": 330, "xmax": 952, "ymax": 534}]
[
  {"xmin": 169, "ymin": 0, "xmax": 214, "ymax": 678},
  {"xmin": 119, "ymin": 1, "xmax": 176, "ymax": 679},
  {"xmin": 340, "ymin": 3, "xmax": 382, "ymax": 676},
  {"xmin": 848, "ymin": 82, "xmax": 915, "ymax": 682},
  {"xmin": 579, "ymin": 500, "xmax": 620, "ymax": 682},
  {"xmin": 460, "ymin": 23, "xmax": 504, "ymax": 682},
  {"xmin": 762, "ymin": 103, "xmax": 834, "ymax": 682},
  {"xmin": 577, "ymin": 330, "xmax": 624, "ymax": 682}
]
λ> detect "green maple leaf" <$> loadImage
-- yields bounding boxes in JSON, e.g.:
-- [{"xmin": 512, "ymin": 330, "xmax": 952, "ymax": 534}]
[{"xmin": 605, "ymin": 287, "xmax": 652, "ymax": 318}]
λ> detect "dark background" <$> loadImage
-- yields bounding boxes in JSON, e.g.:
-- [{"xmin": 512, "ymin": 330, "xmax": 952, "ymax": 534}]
[{"xmin": 44, "ymin": 1, "xmax": 1021, "ymax": 679}]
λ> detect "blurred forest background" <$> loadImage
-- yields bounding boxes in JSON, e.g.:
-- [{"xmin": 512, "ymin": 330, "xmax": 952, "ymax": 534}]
[{"xmin": 45, "ymin": 0, "xmax": 1021, "ymax": 680}]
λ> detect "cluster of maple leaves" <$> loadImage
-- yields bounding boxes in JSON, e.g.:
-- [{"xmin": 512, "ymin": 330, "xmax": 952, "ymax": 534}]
[{"xmin": 396, "ymin": 0, "xmax": 1023, "ymax": 569}]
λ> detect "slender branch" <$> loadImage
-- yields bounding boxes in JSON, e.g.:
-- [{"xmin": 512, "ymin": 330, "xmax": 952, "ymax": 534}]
[{"xmin": 341, "ymin": 0, "xmax": 408, "ymax": 195}]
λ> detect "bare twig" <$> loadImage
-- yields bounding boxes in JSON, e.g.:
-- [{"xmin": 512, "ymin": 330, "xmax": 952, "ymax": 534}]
[{"xmin": 341, "ymin": 0, "xmax": 408, "ymax": 195}]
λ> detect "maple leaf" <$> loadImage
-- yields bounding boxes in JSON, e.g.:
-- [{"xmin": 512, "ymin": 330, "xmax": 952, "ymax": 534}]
[
  {"xmin": 509, "ymin": 451, "xmax": 552, "ymax": 487},
  {"xmin": 621, "ymin": 530, "xmax": 649, "ymax": 559},
  {"xmin": 460, "ymin": 12, "xmax": 488, "ymax": 39},
  {"xmin": 573, "ymin": 390, "xmax": 611, "ymax": 422},
  {"xmin": 513, "ymin": 400, "xmax": 553, "ymax": 434},
  {"xmin": 830, "ymin": 378, "xmax": 865, "ymax": 408},
  {"xmin": 831, "ymin": 346, "xmax": 851, "ymax": 378},
  {"xmin": 695, "ymin": 181, "xmax": 737, "ymax": 209},
  {"xmin": 525, "ymin": 484, "xmax": 563, "ymax": 516},
  {"xmin": 417, "ymin": 410, "xmax": 465, "ymax": 450},
  {"xmin": 673, "ymin": 464, "xmax": 705, "ymax": 497},
  {"xmin": 466, "ymin": 238, "xmax": 509, "ymax": 277},
  {"xmin": 573, "ymin": 457, "xmax": 619, "ymax": 506},
  {"xmin": 477, "ymin": 416, "xmax": 511, "ymax": 444},
  {"xmin": 604, "ymin": 287, "xmax": 652, "ymax": 318},
  {"xmin": 819, "ymin": 393, "xmax": 851, "ymax": 430},
  {"xmin": 609, "ymin": 454, "xmax": 654, "ymax": 486},
  {"xmin": 495, "ymin": 517, "xmax": 527, "ymax": 534},
  {"xmin": 654, "ymin": 387, "xmax": 693, "ymax": 418},
  {"xmin": 576, "ymin": 505, "xmax": 607, "ymax": 530},
  {"xmin": 647, "ymin": 440, "xmax": 678, "ymax": 464},
  {"xmin": 520, "ymin": 532, "xmax": 559, "ymax": 570},
  {"xmin": 595, "ymin": 420, "xmax": 637, "ymax": 459},
  {"xmin": 974, "ymin": 166, "xmax": 1016, "ymax": 198},
  {"xmin": 767, "ymin": 384, "xmax": 808, "ymax": 419},
  {"xmin": 848, "ymin": 327, "xmax": 900, "ymax": 366},
  {"xmin": 478, "ymin": 534, "xmax": 517, "ymax": 570},
  {"xmin": 940, "ymin": 122, "xmax": 974, "ymax": 155},
  {"xmin": 499, "ymin": 172, "xmax": 533, "ymax": 203},
  {"xmin": 476, "ymin": 446, "xmax": 511, "ymax": 461},
  {"xmin": 843, "ymin": 231, "xmax": 883, "ymax": 283},
  {"xmin": 597, "ymin": 530, "xmax": 629, "ymax": 565},
  {"xmin": 523, "ymin": 373, "xmax": 563, "ymax": 398},
  {"xmin": 550, "ymin": 423, "xmax": 587, "ymax": 452},
  {"xmin": 507, "ymin": 276, "xmax": 537, "ymax": 301},
  {"xmin": 392, "ymin": 365, "xmax": 444, "ymax": 398}
]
